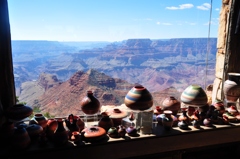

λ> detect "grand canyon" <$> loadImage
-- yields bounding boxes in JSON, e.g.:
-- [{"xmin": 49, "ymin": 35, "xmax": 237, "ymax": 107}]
[{"xmin": 13, "ymin": 38, "xmax": 217, "ymax": 116}]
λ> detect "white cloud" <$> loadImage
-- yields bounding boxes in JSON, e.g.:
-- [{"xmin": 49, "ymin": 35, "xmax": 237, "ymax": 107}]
[
  {"xmin": 166, "ymin": 3, "xmax": 194, "ymax": 10},
  {"xmin": 215, "ymin": 8, "xmax": 220, "ymax": 11},
  {"xmin": 197, "ymin": 3, "xmax": 211, "ymax": 10},
  {"xmin": 156, "ymin": 22, "xmax": 172, "ymax": 25}
]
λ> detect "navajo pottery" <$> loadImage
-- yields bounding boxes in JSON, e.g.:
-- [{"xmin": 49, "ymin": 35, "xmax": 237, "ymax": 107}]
[
  {"xmin": 180, "ymin": 85, "xmax": 208, "ymax": 107},
  {"xmin": 124, "ymin": 85, "xmax": 153, "ymax": 110}
]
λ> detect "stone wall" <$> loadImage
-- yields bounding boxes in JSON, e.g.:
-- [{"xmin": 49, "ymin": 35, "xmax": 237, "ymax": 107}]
[{"xmin": 212, "ymin": 0, "xmax": 232, "ymax": 102}]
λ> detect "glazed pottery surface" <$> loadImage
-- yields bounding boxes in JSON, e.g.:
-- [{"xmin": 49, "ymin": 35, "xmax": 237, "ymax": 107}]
[
  {"xmin": 180, "ymin": 85, "xmax": 208, "ymax": 107},
  {"xmin": 161, "ymin": 96, "xmax": 180, "ymax": 115},
  {"xmin": 6, "ymin": 104, "xmax": 33, "ymax": 121},
  {"xmin": 107, "ymin": 127, "xmax": 118, "ymax": 138},
  {"xmin": 124, "ymin": 85, "xmax": 153, "ymax": 110},
  {"xmin": 223, "ymin": 73, "xmax": 240, "ymax": 102},
  {"xmin": 80, "ymin": 91, "xmax": 101, "ymax": 115}
]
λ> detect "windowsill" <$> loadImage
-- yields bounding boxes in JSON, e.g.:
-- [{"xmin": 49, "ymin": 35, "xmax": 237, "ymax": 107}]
[{"xmin": 1, "ymin": 120, "xmax": 240, "ymax": 159}]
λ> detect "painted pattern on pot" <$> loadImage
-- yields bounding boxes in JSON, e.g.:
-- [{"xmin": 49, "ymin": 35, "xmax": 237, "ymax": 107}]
[
  {"xmin": 124, "ymin": 85, "xmax": 153, "ymax": 110},
  {"xmin": 223, "ymin": 73, "xmax": 240, "ymax": 102},
  {"xmin": 180, "ymin": 85, "xmax": 208, "ymax": 107}
]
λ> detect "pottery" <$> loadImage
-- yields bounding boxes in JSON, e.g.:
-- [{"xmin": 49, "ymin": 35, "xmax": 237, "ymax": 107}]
[
  {"xmin": 6, "ymin": 104, "xmax": 33, "ymax": 121},
  {"xmin": 180, "ymin": 85, "xmax": 208, "ymax": 107},
  {"xmin": 162, "ymin": 110, "xmax": 173, "ymax": 131},
  {"xmin": 108, "ymin": 108, "xmax": 128, "ymax": 126},
  {"xmin": 121, "ymin": 111, "xmax": 136, "ymax": 128},
  {"xmin": 161, "ymin": 96, "xmax": 180, "ymax": 115},
  {"xmin": 80, "ymin": 91, "xmax": 101, "ymax": 115},
  {"xmin": 107, "ymin": 127, "xmax": 118, "ymax": 138},
  {"xmin": 75, "ymin": 116, "xmax": 85, "ymax": 132},
  {"xmin": 53, "ymin": 118, "xmax": 69, "ymax": 145},
  {"xmin": 98, "ymin": 112, "xmax": 114, "ymax": 132},
  {"xmin": 70, "ymin": 131, "xmax": 81, "ymax": 145},
  {"xmin": 124, "ymin": 85, "xmax": 153, "ymax": 110},
  {"xmin": 65, "ymin": 114, "xmax": 80, "ymax": 139},
  {"xmin": 178, "ymin": 108, "xmax": 190, "ymax": 130},
  {"xmin": 26, "ymin": 124, "xmax": 43, "ymax": 140},
  {"xmin": 153, "ymin": 106, "xmax": 163, "ymax": 115},
  {"xmin": 203, "ymin": 118, "xmax": 213, "ymax": 127},
  {"xmin": 117, "ymin": 125, "xmax": 126, "ymax": 138},
  {"xmin": 81, "ymin": 126, "xmax": 106, "ymax": 141},
  {"xmin": 126, "ymin": 126, "xmax": 138, "ymax": 136},
  {"xmin": 29, "ymin": 113, "xmax": 48, "ymax": 130},
  {"xmin": 223, "ymin": 73, "xmax": 240, "ymax": 102},
  {"xmin": 213, "ymin": 100, "xmax": 225, "ymax": 115},
  {"xmin": 12, "ymin": 126, "xmax": 31, "ymax": 149},
  {"xmin": 46, "ymin": 118, "xmax": 58, "ymax": 140},
  {"xmin": 187, "ymin": 106, "xmax": 195, "ymax": 117}
]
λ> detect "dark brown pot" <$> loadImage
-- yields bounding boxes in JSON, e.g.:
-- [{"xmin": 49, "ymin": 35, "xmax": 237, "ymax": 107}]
[
  {"xmin": 98, "ymin": 112, "xmax": 114, "ymax": 132},
  {"xmin": 161, "ymin": 96, "xmax": 180, "ymax": 115},
  {"xmin": 53, "ymin": 118, "xmax": 68, "ymax": 146},
  {"xmin": 80, "ymin": 91, "xmax": 101, "ymax": 115},
  {"xmin": 124, "ymin": 85, "xmax": 153, "ymax": 111},
  {"xmin": 6, "ymin": 104, "xmax": 33, "ymax": 121},
  {"xmin": 46, "ymin": 118, "xmax": 58, "ymax": 140}
]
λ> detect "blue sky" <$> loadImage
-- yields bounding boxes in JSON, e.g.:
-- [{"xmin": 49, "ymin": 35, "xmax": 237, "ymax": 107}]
[{"xmin": 8, "ymin": 0, "xmax": 221, "ymax": 42}]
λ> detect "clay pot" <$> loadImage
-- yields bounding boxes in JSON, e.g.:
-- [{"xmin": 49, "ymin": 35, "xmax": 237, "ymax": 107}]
[
  {"xmin": 46, "ymin": 118, "xmax": 58, "ymax": 140},
  {"xmin": 80, "ymin": 91, "xmax": 101, "ymax": 115},
  {"xmin": 178, "ymin": 108, "xmax": 190, "ymax": 130},
  {"xmin": 75, "ymin": 116, "xmax": 85, "ymax": 132},
  {"xmin": 161, "ymin": 96, "xmax": 180, "ymax": 115},
  {"xmin": 65, "ymin": 114, "xmax": 80, "ymax": 139},
  {"xmin": 12, "ymin": 126, "xmax": 31, "ymax": 149},
  {"xmin": 126, "ymin": 126, "xmax": 138, "ymax": 136},
  {"xmin": 108, "ymin": 108, "xmax": 128, "ymax": 126},
  {"xmin": 26, "ymin": 124, "xmax": 43, "ymax": 140},
  {"xmin": 81, "ymin": 126, "xmax": 106, "ymax": 141},
  {"xmin": 53, "ymin": 118, "xmax": 68, "ymax": 146},
  {"xmin": 29, "ymin": 113, "xmax": 48, "ymax": 130},
  {"xmin": 6, "ymin": 104, "xmax": 33, "ymax": 121},
  {"xmin": 124, "ymin": 85, "xmax": 153, "ymax": 111},
  {"xmin": 117, "ymin": 125, "xmax": 126, "ymax": 138},
  {"xmin": 70, "ymin": 131, "xmax": 81, "ymax": 145},
  {"xmin": 213, "ymin": 100, "xmax": 225, "ymax": 116},
  {"xmin": 107, "ymin": 127, "xmax": 118, "ymax": 138},
  {"xmin": 180, "ymin": 85, "xmax": 208, "ymax": 107},
  {"xmin": 223, "ymin": 73, "xmax": 240, "ymax": 102},
  {"xmin": 162, "ymin": 110, "xmax": 173, "ymax": 131},
  {"xmin": 98, "ymin": 112, "xmax": 114, "ymax": 132}
]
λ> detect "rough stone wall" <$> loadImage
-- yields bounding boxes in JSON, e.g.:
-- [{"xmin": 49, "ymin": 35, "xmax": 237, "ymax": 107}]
[{"xmin": 212, "ymin": 0, "xmax": 231, "ymax": 102}]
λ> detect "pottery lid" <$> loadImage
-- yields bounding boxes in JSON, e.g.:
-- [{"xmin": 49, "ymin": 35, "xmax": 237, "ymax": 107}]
[{"xmin": 108, "ymin": 108, "xmax": 128, "ymax": 119}]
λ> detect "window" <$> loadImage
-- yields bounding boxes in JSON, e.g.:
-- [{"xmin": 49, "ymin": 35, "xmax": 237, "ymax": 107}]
[{"xmin": 8, "ymin": 0, "xmax": 221, "ymax": 117}]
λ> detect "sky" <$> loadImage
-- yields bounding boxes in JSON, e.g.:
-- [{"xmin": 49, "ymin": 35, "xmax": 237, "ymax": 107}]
[{"xmin": 8, "ymin": 0, "xmax": 221, "ymax": 42}]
